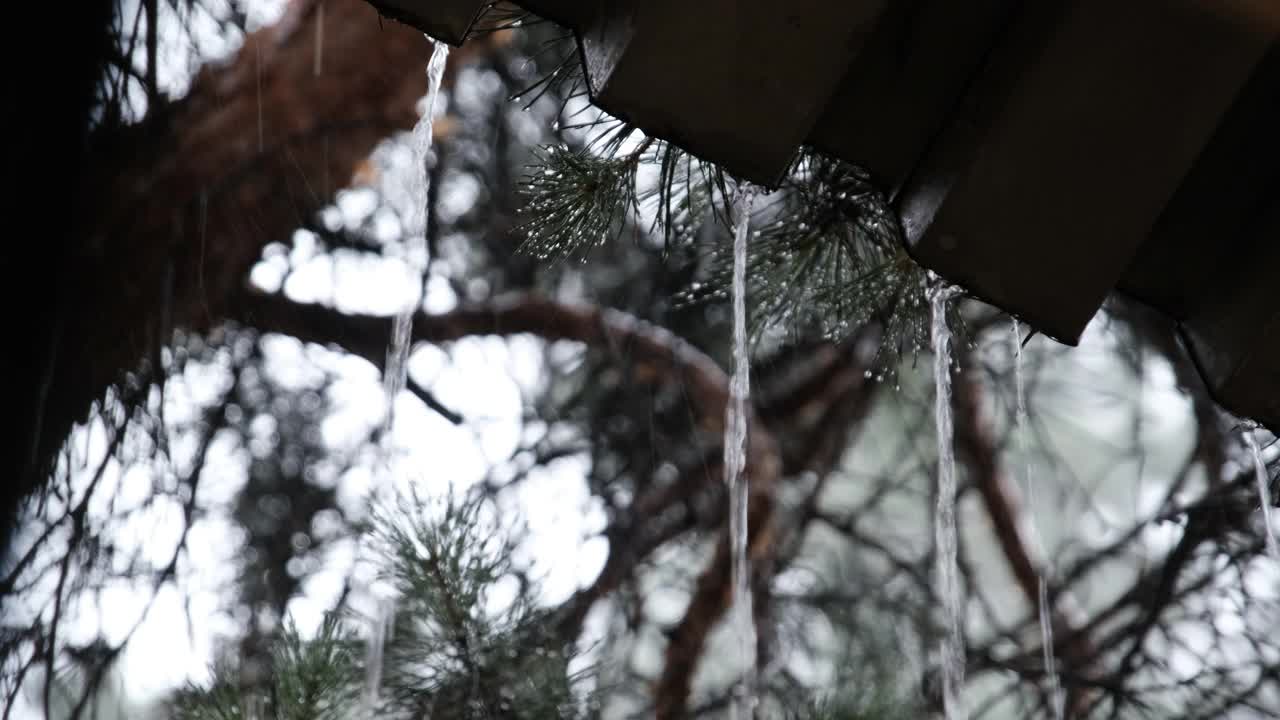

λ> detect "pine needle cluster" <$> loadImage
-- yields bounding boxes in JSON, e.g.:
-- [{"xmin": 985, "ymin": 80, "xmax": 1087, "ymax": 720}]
[
  {"xmin": 367, "ymin": 490, "xmax": 591, "ymax": 719},
  {"xmin": 168, "ymin": 491, "xmax": 595, "ymax": 720},
  {"xmin": 682, "ymin": 155, "xmax": 932, "ymax": 350},
  {"xmin": 517, "ymin": 142, "xmax": 648, "ymax": 260},
  {"xmin": 508, "ymin": 22, "xmax": 963, "ymax": 373},
  {"xmin": 170, "ymin": 615, "xmax": 360, "ymax": 720},
  {"xmin": 517, "ymin": 122, "xmax": 953, "ymax": 375}
]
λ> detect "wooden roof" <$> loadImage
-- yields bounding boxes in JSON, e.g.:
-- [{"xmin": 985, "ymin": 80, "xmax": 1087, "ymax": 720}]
[{"xmin": 367, "ymin": 0, "xmax": 1279, "ymax": 430}]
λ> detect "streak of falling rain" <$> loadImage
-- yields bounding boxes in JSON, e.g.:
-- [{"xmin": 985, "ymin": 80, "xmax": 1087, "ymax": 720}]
[
  {"xmin": 255, "ymin": 39, "xmax": 263, "ymax": 153},
  {"xmin": 1244, "ymin": 429, "xmax": 1279, "ymax": 561},
  {"xmin": 931, "ymin": 282, "xmax": 965, "ymax": 720},
  {"xmin": 1038, "ymin": 580, "xmax": 1063, "ymax": 719},
  {"xmin": 1011, "ymin": 319, "xmax": 1029, "ymax": 501},
  {"xmin": 314, "ymin": 1, "xmax": 324, "ymax": 77},
  {"xmin": 1012, "ymin": 319, "xmax": 1063, "ymax": 720},
  {"xmin": 198, "ymin": 191, "xmax": 211, "ymax": 323},
  {"xmin": 726, "ymin": 186, "xmax": 757, "ymax": 720},
  {"xmin": 382, "ymin": 41, "xmax": 449, "ymax": 437}
]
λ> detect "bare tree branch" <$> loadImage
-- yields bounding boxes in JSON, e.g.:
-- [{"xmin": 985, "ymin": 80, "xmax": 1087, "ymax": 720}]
[
  {"xmin": 955, "ymin": 369, "xmax": 1099, "ymax": 716},
  {"xmin": 17, "ymin": 0, "xmax": 498, "ymax": 542},
  {"xmin": 232, "ymin": 289, "xmax": 794, "ymax": 717}
]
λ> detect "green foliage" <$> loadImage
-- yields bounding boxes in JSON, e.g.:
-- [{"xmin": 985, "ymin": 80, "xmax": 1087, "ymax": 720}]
[
  {"xmin": 170, "ymin": 659, "xmax": 261, "ymax": 720},
  {"xmin": 516, "ymin": 126, "xmax": 958, "ymax": 374},
  {"xmin": 744, "ymin": 156, "xmax": 907, "ymax": 339},
  {"xmin": 681, "ymin": 154, "xmax": 931, "ymax": 347},
  {"xmin": 367, "ymin": 489, "xmax": 592, "ymax": 719},
  {"xmin": 505, "ymin": 28, "xmax": 972, "ymax": 367},
  {"xmin": 270, "ymin": 616, "xmax": 361, "ymax": 720},
  {"xmin": 517, "ymin": 142, "xmax": 649, "ymax": 260},
  {"xmin": 168, "ymin": 491, "xmax": 595, "ymax": 720},
  {"xmin": 640, "ymin": 140, "xmax": 733, "ymax": 249},
  {"xmin": 169, "ymin": 616, "xmax": 359, "ymax": 720}
]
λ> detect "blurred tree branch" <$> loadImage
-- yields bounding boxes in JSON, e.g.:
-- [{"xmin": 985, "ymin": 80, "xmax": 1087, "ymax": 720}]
[
  {"xmin": 954, "ymin": 369, "xmax": 1098, "ymax": 716},
  {"xmin": 10, "ymin": 0, "xmax": 497, "ymax": 554},
  {"xmin": 234, "ymin": 289, "xmax": 902, "ymax": 716}
]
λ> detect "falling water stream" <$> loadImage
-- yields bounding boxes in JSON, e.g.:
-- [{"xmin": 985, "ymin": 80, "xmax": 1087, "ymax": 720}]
[
  {"xmin": 726, "ymin": 188, "xmax": 757, "ymax": 720},
  {"xmin": 382, "ymin": 41, "xmax": 450, "ymax": 437},
  {"xmin": 1012, "ymin": 320, "xmax": 1063, "ymax": 720},
  {"xmin": 1244, "ymin": 430, "xmax": 1279, "ymax": 561},
  {"xmin": 366, "ymin": 39, "xmax": 449, "ymax": 716},
  {"xmin": 362, "ymin": 596, "xmax": 397, "ymax": 718},
  {"xmin": 930, "ymin": 284, "xmax": 965, "ymax": 720}
]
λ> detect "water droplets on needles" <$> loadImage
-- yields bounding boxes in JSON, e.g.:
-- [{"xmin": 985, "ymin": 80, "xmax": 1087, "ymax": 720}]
[
  {"xmin": 726, "ymin": 185, "xmax": 757, "ymax": 720},
  {"xmin": 929, "ymin": 278, "xmax": 965, "ymax": 720}
]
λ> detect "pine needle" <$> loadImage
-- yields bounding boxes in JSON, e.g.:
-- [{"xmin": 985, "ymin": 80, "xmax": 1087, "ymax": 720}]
[{"xmin": 517, "ymin": 143, "xmax": 645, "ymax": 260}]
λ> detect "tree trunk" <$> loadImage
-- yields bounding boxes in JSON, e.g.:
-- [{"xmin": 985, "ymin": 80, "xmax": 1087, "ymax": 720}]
[{"xmin": 5, "ymin": 0, "xmax": 484, "ymax": 556}]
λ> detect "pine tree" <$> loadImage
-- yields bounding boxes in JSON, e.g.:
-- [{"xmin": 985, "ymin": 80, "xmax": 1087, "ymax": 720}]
[
  {"xmin": 167, "ymin": 22, "xmax": 954, "ymax": 720},
  {"xmin": 169, "ymin": 490, "xmax": 600, "ymax": 719},
  {"xmin": 167, "ymin": 486, "xmax": 921, "ymax": 719},
  {"xmin": 20, "ymin": 5, "xmax": 1277, "ymax": 720},
  {"xmin": 514, "ymin": 100, "xmax": 965, "ymax": 382}
]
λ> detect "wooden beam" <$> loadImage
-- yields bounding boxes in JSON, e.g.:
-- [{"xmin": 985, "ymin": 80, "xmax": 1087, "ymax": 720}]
[
  {"xmin": 897, "ymin": 0, "xmax": 1273, "ymax": 343},
  {"xmin": 366, "ymin": 0, "xmax": 491, "ymax": 45},
  {"xmin": 577, "ymin": 0, "xmax": 886, "ymax": 186}
]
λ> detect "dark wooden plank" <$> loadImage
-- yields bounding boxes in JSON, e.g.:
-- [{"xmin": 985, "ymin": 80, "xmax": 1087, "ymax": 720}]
[
  {"xmin": 1179, "ymin": 202, "xmax": 1280, "ymax": 429},
  {"xmin": 807, "ymin": 0, "xmax": 1017, "ymax": 194},
  {"xmin": 1119, "ymin": 40, "xmax": 1280, "ymax": 322},
  {"xmin": 517, "ymin": 0, "xmax": 587, "ymax": 30},
  {"xmin": 899, "ymin": 0, "xmax": 1272, "ymax": 343},
  {"xmin": 578, "ymin": 0, "xmax": 888, "ymax": 186},
  {"xmin": 367, "ymin": 0, "xmax": 491, "ymax": 45}
]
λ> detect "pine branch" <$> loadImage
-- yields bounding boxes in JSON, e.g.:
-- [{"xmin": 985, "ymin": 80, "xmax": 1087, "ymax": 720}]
[
  {"xmin": 516, "ymin": 140, "xmax": 650, "ymax": 260},
  {"xmin": 510, "ymin": 30, "xmax": 585, "ymax": 114},
  {"xmin": 270, "ymin": 615, "xmax": 360, "ymax": 720},
  {"xmin": 168, "ymin": 488, "xmax": 595, "ymax": 719},
  {"xmin": 368, "ymin": 489, "xmax": 591, "ymax": 719},
  {"xmin": 671, "ymin": 153, "xmax": 956, "ymax": 376},
  {"xmin": 679, "ymin": 156, "xmax": 897, "ymax": 325},
  {"xmin": 169, "ymin": 659, "xmax": 258, "ymax": 720},
  {"xmin": 638, "ymin": 141, "xmax": 727, "ymax": 250},
  {"xmin": 169, "ymin": 616, "xmax": 359, "ymax": 720},
  {"xmin": 508, "ymin": 37, "xmax": 965, "ymax": 374}
]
